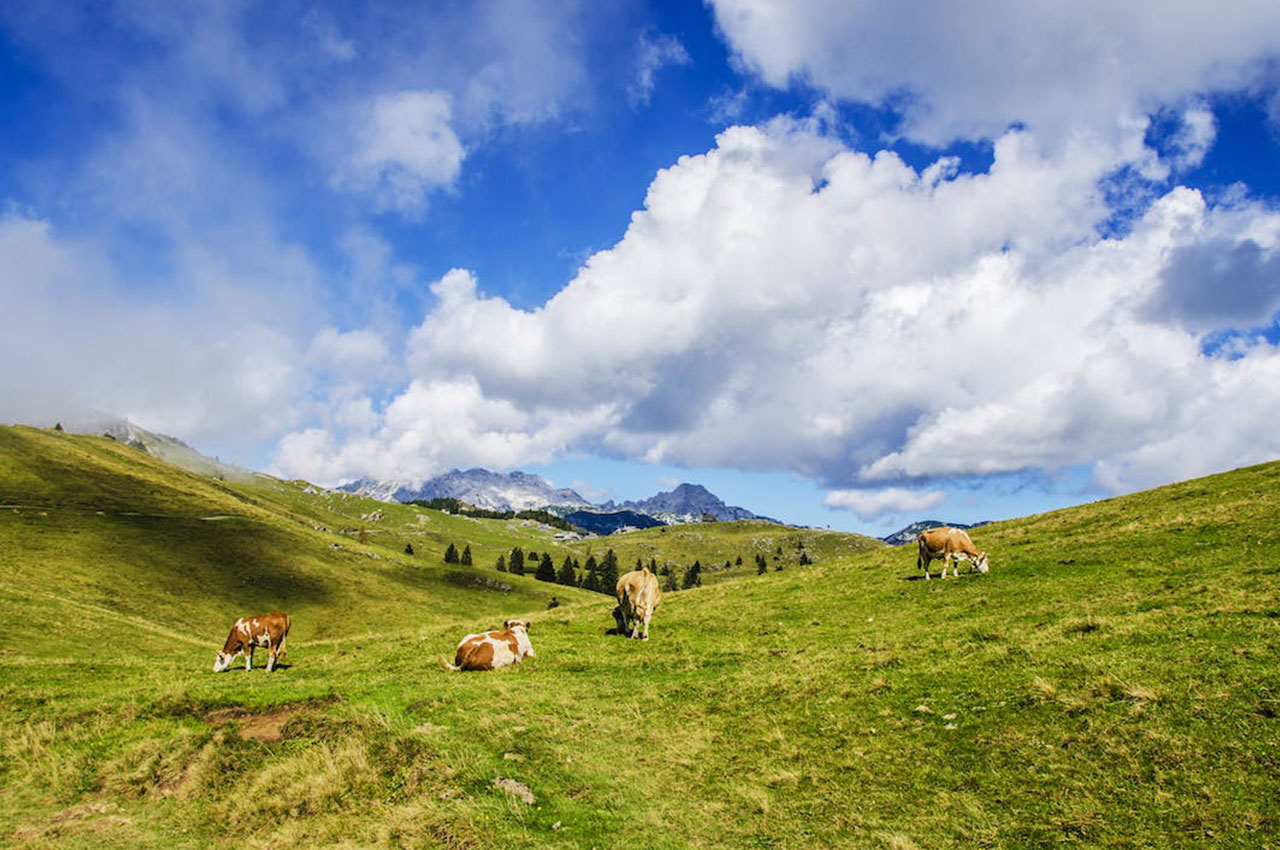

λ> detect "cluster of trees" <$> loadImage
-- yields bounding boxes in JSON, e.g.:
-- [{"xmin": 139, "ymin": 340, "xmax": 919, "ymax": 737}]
[
  {"xmin": 497, "ymin": 546, "xmax": 623, "ymax": 595},
  {"xmin": 408, "ymin": 498, "xmax": 576, "ymax": 532},
  {"xmin": 443, "ymin": 543, "xmax": 473, "ymax": 565}
]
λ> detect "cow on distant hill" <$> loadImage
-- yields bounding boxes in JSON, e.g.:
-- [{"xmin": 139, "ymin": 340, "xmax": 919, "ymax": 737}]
[
  {"xmin": 917, "ymin": 527, "xmax": 989, "ymax": 579},
  {"xmin": 614, "ymin": 567, "xmax": 661, "ymax": 640},
  {"xmin": 443, "ymin": 620, "xmax": 535, "ymax": 671},
  {"xmin": 213, "ymin": 612, "xmax": 290, "ymax": 672}
]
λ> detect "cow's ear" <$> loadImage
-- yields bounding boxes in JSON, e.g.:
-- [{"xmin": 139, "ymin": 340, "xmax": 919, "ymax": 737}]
[
  {"xmin": 524, "ymin": 621, "xmax": 531, "ymax": 632},
  {"xmin": 503, "ymin": 620, "xmax": 510, "ymax": 630}
]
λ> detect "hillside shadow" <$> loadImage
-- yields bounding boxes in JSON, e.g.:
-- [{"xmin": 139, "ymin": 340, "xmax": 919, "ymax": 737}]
[{"xmin": 97, "ymin": 514, "xmax": 333, "ymax": 612}]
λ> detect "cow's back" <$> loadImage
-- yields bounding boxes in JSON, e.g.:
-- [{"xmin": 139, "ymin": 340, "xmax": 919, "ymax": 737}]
[{"xmin": 617, "ymin": 568, "xmax": 660, "ymax": 613}]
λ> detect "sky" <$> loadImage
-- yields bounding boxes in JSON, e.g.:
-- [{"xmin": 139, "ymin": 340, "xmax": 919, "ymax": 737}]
[{"xmin": 3, "ymin": 1, "xmax": 1280, "ymax": 535}]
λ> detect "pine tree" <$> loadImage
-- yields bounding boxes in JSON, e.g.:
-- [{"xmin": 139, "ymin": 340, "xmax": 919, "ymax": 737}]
[
  {"xmin": 756, "ymin": 553, "xmax": 768, "ymax": 575},
  {"xmin": 583, "ymin": 570, "xmax": 600, "ymax": 593},
  {"xmin": 404, "ymin": 543, "xmax": 414, "ymax": 556},
  {"xmin": 634, "ymin": 558, "xmax": 643, "ymax": 571},
  {"xmin": 735, "ymin": 555, "xmax": 743, "ymax": 566},
  {"xmin": 496, "ymin": 554, "xmax": 507, "ymax": 572},
  {"xmin": 535, "ymin": 553, "xmax": 556, "ymax": 582},
  {"xmin": 599, "ymin": 549, "xmax": 620, "ymax": 592},
  {"xmin": 724, "ymin": 560, "xmax": 731, "ymax": 569},
  {"xmin": 444, "ymin": 543, "xmax": 459, "ymax": 564},
  {"xmin": 649, "ymin": 557, "xmax": 657, "ymax": 572},
  {"xmin": 509, "ymin": 547, "xmax": 525, "ymax": 575},
  {"xmin": 682, "ymin": 560, "xmax": 703, "ymax": 589},
  {"xmin": 799, "ymin": 551, "xmax": 813, "ymax": 565},
  {"xmin": 584, "ymin": 554, "xmax": 598, "ymax": 573},
  {"xmin": 557, "ymin": 556, "xmax": 577, "ymax": 586},
  {"xmin": 662, "ymin": 574, "xmax": 678, "ymax": 593},
  {"xmin": 461, "ymin": 545, "xmax": 473, "ymax": 565}
]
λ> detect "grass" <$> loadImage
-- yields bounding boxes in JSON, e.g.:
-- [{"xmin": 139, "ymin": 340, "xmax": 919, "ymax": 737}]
[{"xmin": 2, "ymin": 425, "xmax": 1280, "ymax": 847}]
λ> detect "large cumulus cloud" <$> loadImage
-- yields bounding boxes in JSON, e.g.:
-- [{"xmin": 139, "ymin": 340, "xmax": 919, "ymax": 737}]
[{"xmin": 273, "ymin": 117, "xmax": 1280, "ymax": 494}]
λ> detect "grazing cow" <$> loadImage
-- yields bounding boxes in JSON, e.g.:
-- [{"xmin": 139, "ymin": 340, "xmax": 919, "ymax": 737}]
[
  {"xmin": 917, "ymin": 527, "xmax": 989, "ymax": 579},
  {"xmin": 213, "ymin": 612, "xmax": 290, "ymax": 672},
  {"xmin": 614, "ymin": 567, "xmax": 661, "ymax": 640},
  {"xmin": 443, "ymin": 620, "xmax": 535, "ymax": 671}
]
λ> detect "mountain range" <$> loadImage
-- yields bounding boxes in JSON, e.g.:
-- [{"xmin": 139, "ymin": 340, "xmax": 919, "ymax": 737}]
[{"xmin": 339, "ymin": 471, "xmax": 772, "ymax": 527}]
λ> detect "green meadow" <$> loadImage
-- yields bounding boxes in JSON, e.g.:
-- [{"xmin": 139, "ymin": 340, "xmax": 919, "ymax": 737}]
[{"xmin": 2, "ymin": 425, "xmax": 1278, "ymax": 848}]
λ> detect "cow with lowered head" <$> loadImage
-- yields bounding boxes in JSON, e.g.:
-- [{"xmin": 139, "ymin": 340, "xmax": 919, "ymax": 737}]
[
  {"xmin": 917, "ymin": 527, "xmax": 989, "ymax": 579},
  {"xmin": 614, "ymin": 566, "xmax": 662, "ymax": 640},
  {"xmin": 213, "ymin": 612, "xmax": 290, "ymax": 672}
]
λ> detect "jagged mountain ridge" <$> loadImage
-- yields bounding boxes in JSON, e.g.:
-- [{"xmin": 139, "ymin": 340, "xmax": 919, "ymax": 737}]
[
  {"xmin": 341, "ymin": 471, "xmax": 776, "ymax": 527},
  {"xmin": 339, "ymin": 468, "xmax": 594, "ymax": 512},
  {"xmin": 881, "ymin": 519, "xmax": 991, "ymax": 546},
  {"xmin": 601, "ymin": 482, "xmax": 769, "ymax": 523}
]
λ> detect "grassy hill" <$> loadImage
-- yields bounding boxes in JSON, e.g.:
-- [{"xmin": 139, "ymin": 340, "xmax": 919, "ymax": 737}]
[{"xmin": 2, "ymin": 425, "xmax": 1279, "ymax": 848}]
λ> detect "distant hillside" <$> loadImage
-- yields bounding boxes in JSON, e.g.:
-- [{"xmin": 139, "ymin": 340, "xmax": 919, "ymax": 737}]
[
  {"xmin": 882, "ymin": 518, "xmax": 990, "ymax": 546},
  {"xmin": 562, "ymin": 509, "xmax": 665, "ymax": 535},
  {"xmin": 341, "ymin": 468, "xmax": 593, "ymax": 511}
]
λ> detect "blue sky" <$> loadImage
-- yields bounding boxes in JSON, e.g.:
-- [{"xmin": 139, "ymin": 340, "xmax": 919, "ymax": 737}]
[{"xmin": 3, "ymin": 1, "xmax": 1280, "ymax": 535}]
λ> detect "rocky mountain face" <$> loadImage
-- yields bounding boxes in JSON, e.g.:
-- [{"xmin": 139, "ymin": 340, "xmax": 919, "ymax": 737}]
[
  {"xmin": 341, "ymin": 471, "xmax": 778, "ymax": 530},
  {"xmin": 339, "ymin": 468, "xmax": 593, "ymax": 512},
  {"xmin": 602, "ymin": 482, "xmax": 767, "ymax": 523},
  {"xmin": 881, "ymin": 519, "xmax": 990, "ymax": 546}
]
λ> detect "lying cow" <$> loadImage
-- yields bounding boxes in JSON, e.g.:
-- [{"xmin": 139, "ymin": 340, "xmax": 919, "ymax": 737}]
[
  {"xmin": 213, "ymin": 612, "xmax": 290, "ymax": 672},
  {"xmin": 443, "ymin": 620, "xmax": 535, "ymax": 671},
  {"xmin": 614, "ymin": 567, "xmax": 661, "ymax": 640},
  {"xmin": 917, "ymin": 527, "xmax": 989, "ymax": 579}
]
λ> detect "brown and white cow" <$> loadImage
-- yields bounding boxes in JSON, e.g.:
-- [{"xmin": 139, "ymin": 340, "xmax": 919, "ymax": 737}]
[
  {"xmin": 614, "ymin": 567, "xmax": 661, "ymax": 640},
  {"xmin": 917, "ymin": 527, "xmax": 989, "ymax": 580},
  {"xmin": 442, "ymin": 620, "xmax": 535, "ymax": 671},
  {"xmin": 212, "ymin": 612, "xmax": 290, "ymax": 672}
]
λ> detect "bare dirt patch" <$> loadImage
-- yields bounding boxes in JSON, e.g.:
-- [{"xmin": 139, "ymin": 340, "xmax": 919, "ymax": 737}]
[{"xmin": 206, "ymin": 705, "xmax": 302, "ymax": 743}]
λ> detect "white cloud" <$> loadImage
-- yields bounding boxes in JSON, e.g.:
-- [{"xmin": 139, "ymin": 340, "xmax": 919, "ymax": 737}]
[
  {"xmin": 823, "ymin": 487, "xmax": 946, "ymax": 520},
  {"xmin": 1168, "ymin": 105, "xmax": 1218, "ymax": 170},
  {"xmin": 629, "ymin": 31, "xmax": 691, "ymax": 108},
  {"xmin": 707, "ymin": 0, "xmax": 1280, "ymax": 146},
  {"xmin": 337, "ymin": 90, "xmax": 465, "ymax": 213},
  {"xmin": 308, "ymin": 327, "xmax": 392, "ymax": 385},
  {"xmin": 0, "ymin": 213, "xmax": 310, "ymax": 452},
  {"xmin": 273, "ymin": 117, "xmax": 1280, "ymax": 494}
]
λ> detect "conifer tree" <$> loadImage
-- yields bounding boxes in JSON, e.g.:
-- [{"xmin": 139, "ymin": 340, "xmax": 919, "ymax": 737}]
[
  {"xmin": 461, "ymin": 545, "xmax": 472, "ymax": 566},
  {"xmin": 509, "ymin": 547, "xmax": 525, "ymax": 575},
  {"xmin": 496, "ymin": 554, "xmax": 507, "ymax": 572},
  {"xmin": 682, "ymin": 560, "xmax": 703, "ymax": 589},
  {"xmin": 799, "ymin": 551, "xmax": 813, "ymax": 565},
  {"xmin": 662, "ymin": 574, "xmax": 678, "ymax": 593},
  {"xmin": 444, "ymin": 543, "xmax": 459, "ymax": 564},
  {"xmin": 536, "ymin": 553, "xmax": 556, "ymax": 582},
  {"xmin": 599, "ymin": 548, "xmax": 620, "ymax": 592},
  {"xmin": 584, "ymin": 554, "xmax": 598, "ymax": 573},
  {"xmin": 735, "ymin": 555, "xmax": 743, "ymax": 566},
  {"xmin": 558, "ymin": 556, "xmax": 577, "ymax": 586},
  {"xmin": 756, "ymin": 553, "xmax": 768, "ymax": 575},
  {"xmin": 583, "ymin": 570, "xmax": 600, "ymax": 593},
  {"xmin": 635, "ymin": 557, "xmax": 643, "ymax": 571},
  {"xmin": 404, "ymin": 543, "xmax": 414, "ymax": 556}
]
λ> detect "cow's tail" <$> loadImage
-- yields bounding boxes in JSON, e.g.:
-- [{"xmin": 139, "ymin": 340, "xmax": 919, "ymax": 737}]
[
  {"xmin": 279, "ymin": 615, "xmax": 290, "ymax": 657},
  {"xmin": 438, "ymin": 654, "xmax": 461, "ymax": 672},
  {"xmin": 916, "ymin": 534, "xmax": 925, "ymax": 571}
]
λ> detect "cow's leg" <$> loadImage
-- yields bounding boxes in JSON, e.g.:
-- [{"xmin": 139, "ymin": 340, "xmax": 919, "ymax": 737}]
[
  {"xmin": 923, "ymin": 556, "xmax": 931, "ymax": 580},
  {"xmin": 266, "ymin": 643, "xmax": 277, "ymax": 672},
  {"xmin": 629, "ymin": 615, "xmax": 641, "ymax": 639},
  {"xmin": 943, "ymin": 553, "xmax": 953, "ymax": 579},
  {"xmin": 641, "ymin": 609, "xmax": 652, "ymax": 641},
  {"xmin": 245, "ymin": 646, "xmax": 253, "ymax": 671}
]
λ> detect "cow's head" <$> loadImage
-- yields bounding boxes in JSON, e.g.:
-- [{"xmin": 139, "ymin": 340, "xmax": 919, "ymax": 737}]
[
  {"xmin": 504, "ymin": 619, "xmax": 529, "ymax": 632},
  {"xmin": 975, "ymin": 552, "xmax": 990, "ymax": 573},
  {"xmin": 212, "ymin": 651, "xmax": 236, "ymax": 673}
]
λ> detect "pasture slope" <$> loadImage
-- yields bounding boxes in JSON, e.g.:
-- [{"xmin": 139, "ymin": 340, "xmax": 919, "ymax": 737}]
[{"xmin": 1, "ymin": 425, "xmax": 1278, "ymax": 849}]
